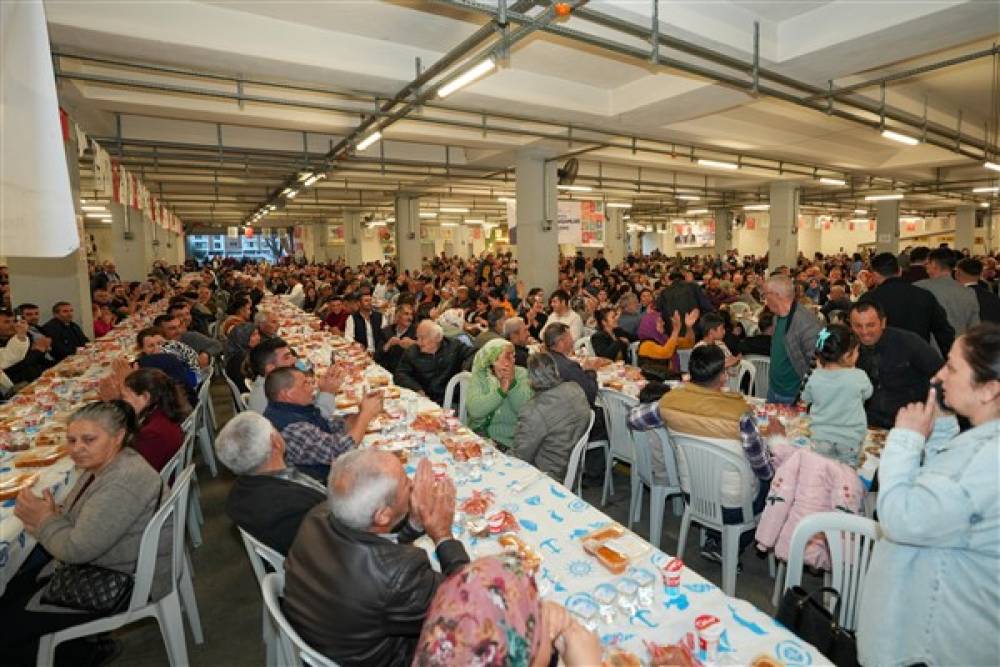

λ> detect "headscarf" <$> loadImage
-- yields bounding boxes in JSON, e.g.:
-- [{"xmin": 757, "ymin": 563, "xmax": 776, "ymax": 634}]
[
  {"xmin": 471, "ymin": 338, "xmax": 511, "ymax": 378},
  {"xmin": 413, "ymin": 557, "xmax": 542, "ymax": 667},
  {"xmin": 224, "ymin": 322, "xmax": 257, "ymax": 360},
  {"xmin": 637, "ymin": 309, "xmax": 667, "ymax": 345}
]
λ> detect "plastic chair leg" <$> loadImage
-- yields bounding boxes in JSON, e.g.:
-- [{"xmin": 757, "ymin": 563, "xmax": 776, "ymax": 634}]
[
  {"xmin": 197, "ymin": 425, "xmax": 218, "ymax": 477},
  {"xmin": 156, "ymin": 592, "xmax": 190, "ymax": 667},
  {"xmin": 676, "ymin": 508, "xmax": 692, "ymax": 559},
  {"xmin": 772, "ymin": 561, "xmax": 785, "ymax": 608},
  {"xmin": 720, "ymin": 526, "xmax": 741, "ymax": 597},
  {"xmin": 650, "ymin": 487, "xmax": 666, "ymax": 549},
  {"xmin": 601, "ymin": 445, "xmax": 614, "ymax": 506},
  {"xmin": 35, "ymin": 634, "xmax": 56, "ymax": 667},
  {"xmin": 187, "ymin": 501, "xmax": 203, "ymax": 548},
  {"xmin": 629, "ymin": 480, "xmax": 643, "ymax": 527},
  {"xmin": 179, "ymin": 559, "xmax": 204, "ymax": 644}
]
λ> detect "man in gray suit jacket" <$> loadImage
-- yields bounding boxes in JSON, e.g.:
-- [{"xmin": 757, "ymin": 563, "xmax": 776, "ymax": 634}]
[{"xmin": 916, "ymin": 248, "xmax": 980, "ymax": 338}]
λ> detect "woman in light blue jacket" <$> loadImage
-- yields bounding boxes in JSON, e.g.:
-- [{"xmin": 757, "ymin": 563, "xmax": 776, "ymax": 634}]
[{"xmin": 857, "ymin": 323, "xmax": 1000, "ymax": 666}]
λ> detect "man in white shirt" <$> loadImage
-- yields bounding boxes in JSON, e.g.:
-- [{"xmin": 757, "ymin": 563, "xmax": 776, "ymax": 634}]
[
  {"xmin": 286, "ymin": 276, "xmax": 305, "ymax": 308},
  {"xmin": 542, "ymin": 289, "xmax": 583, "ymax": 341}
]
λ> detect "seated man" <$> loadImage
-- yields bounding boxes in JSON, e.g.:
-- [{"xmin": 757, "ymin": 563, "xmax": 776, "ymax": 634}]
[
  {"xmin": 215, "ymin": 412, "xmax": 325, "ymax": 555},
  {"xmin": 376, "ymin": 301, "xmax": 417, "ymax": 373},
  {"xmin": 503, "ymin": 316, "xmax": 531, "ymax": 367},
  {"xmin": 284, "ymin": 450, "xmax": 469, "ymax": 666},
  {"xmin": 543, "ymin": 322, "xmax": 608, "ymax": 440},
  {"xmin": 40, "ymin": 301, "xmax": 89, "ymax": 361},
  {"xmin": 246, "ymin": 338, "xmax": 339, "ymax": 416},
  {"xmin": 394, "ymin": 320, "xmax": 474, "ymax": 405},
  {"xmin": 849, "ymin": 301, "xmax": 944, "ymax": 428},
  {"xmin": 263, "ymin": 366, "xmax": 381, "ymax": 481},
  {"xmin": 628, "ymin": 345, "xmax": 775, "ymax": 563},
  {"xmin": 472, "ymin": 307, "xmax": 507, "ymax": 350}
]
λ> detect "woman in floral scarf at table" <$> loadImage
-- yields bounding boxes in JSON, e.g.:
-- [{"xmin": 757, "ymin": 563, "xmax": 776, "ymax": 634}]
[
  {"xmin": 413, "ymin": 556, "xmax": 602, "ymax": 667},
  {"xmin": 465, "ymin": 339, "xmax": 532, "ymax": 449}
]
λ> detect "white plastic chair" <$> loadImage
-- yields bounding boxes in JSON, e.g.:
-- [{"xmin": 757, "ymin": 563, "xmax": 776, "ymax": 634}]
[
  {"xmin": 732, "ymin": 358, "xmax": 757, "ymax": 395},
  {"xmin": 195, "ymin": 379, "xmax": 219, "ymax": 477},
  {"xmin": 239, "ymin": 528, "xmax": 286, "ymax": 667},
  {"xmin": 668, "ymin": 429, "xmax": 761, "ymax": 597},
  {"xmin": 738, "ymin": 317, "xmax": 759, "ymax": 337},
  {"xmin": 573, "ymin": 336, "xmax": 594, "ymax": 357},
  {"xmin": 630, "ymin": 427, "xmax": 684, "ymax": 549},
  {"xmin": 628, "ymin": 341, "xmax": 639, "ymax": 366},
  {"xmin": 598, "ymin": 389, "xmax": 637, "ymax": 510},
  {"xmin": 677, "ymin": 348, "xmax": 693, "ymax": 373},
  {"xmin": 563, "ymin": 411, "xmax": 596, "ymax": 492},
  {"xmin": 744, "ymin": 354, "xmax": 770, "ymax": 399},
  {"xmin": 224, "ymin": 373, "xmax": 248, "ymax": 413},
  {"xmin": 442, "ymin": 371, "xmax": 471, "ymax": 424},
  {"xmin": 37, "ymin": 465, "xmax": 203, "ymax": 666},
  {"xmin": 261, "ymin": 572, "xmax": 340, "ymax": 667},
  {"xmin": 779, "ymin": 512, "xmax": 879, "ymax": 632},
  {"xmin": 181, "ymin": 417, "xmax": 204, "ymax": 548}
]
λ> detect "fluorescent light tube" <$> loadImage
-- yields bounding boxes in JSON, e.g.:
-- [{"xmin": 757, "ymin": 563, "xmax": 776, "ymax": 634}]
[
  {"xmin": 370, "ymin": 221, "xmax": 387, "ymax": 227},
  {"xmin": 864, "ymin": 193, "xmax": 904, "ymax": 201},
  {"xmin": 465, "ymin": 218, "xmax": 485, "ymax": 224},
  {"xmin": 687, "ymin": 208, "xmax": 709, "ymax": 215},
  {"xmin": 557, "ymin": 185, "xmax": 592, "ymax": 192},
  {"xmin": 697, "ymin": 159, "xmax": 738, "ymax": 170},
  {"xmin": 981, "ymin": 202, "xmax": 990, "ymax": 207},
  {"xmin": 356, "ymin": 131, "xmax": 382, "ymax": 151},
  {"xmin": 819, "ymin": 178, "xmax": 846, "ymax": 186},
  {"xmin": 298, "ymin": 171, "xmax": 314, "ymax": 183},
  {"xmin": 419, "ymin": 212, "xmax": 437, "ymax": 218},
  {"xmin": 972, "ymin": 186, "xmax": 999, "ymax": 193},
  {"xmin": 497, "ymin": 196, "xmax": 516, "ymax": 203},
  {"xmin": 881, "ymin": 129, "xmax": 919, "ymax": 146},
  {"xmin": 605, "ymin": 203, "xmax": 632, "ymax": 209},
  {"xmin": 303, "ymin": 173, "xmax": 326, "ymax": 187},
  {"xmin": 743, "ymin": 204, "xmax": 770, "ymax": 211},
  {"xmin": 437, "ymin": 57, "xmax": 496, "ymax": 98},
  {"xmin": 676, "ymin": 195, "xmax": 700, "ymax": 201},
  {"xmin": 854, "ymin": 209, "xmax": 868, "ymax": 214},
  {"xmin": 440, "ymin": 207, "xmax": 469, "ymax": 213},
  {"xmin": 441, "ymin": 222, "xmax": 458, "ymax": 227},
  {"xmin": 985, "ymin": 162, "xmax": 1000, "ymax": 172},
  {"xmin": 849, "ymin": 218, "xmax": 871, "ymax": 223},
  {"xmin": 85, "ymin": 213, "xmax": 110, "ymax": 219},
  {"xmin": 81, "ymin": 205, "xmax": 107, "ymax": 212}
]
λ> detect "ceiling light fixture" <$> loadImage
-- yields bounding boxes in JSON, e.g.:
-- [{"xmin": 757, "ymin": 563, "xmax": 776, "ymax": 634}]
[
  {"xmin": 982, "ymin": 202, "xmax": 991, "ymax": 208},
  {"xmin": 438, "ymin": 57, "xmax": 496, "ymax": 98},
  {"xmin": 743, "ymin": 204, "xmax": 770, "ymax": 211},
  {"xmin": 697, "ymin": 159, "xmax": 739, "ymax": 170},
  {"xmin": 881, "ymin": 129, "xmax": 919, "ymax": 146},
  {"xmin": 441, "ymin": 221, "xmax": 459, "ymax": 227},
  {"xmin": 465, "ymin": 218, "xmax": 485, "ymax": 224},
  {"xmin": 819, "ymin": 178, "xmax": 846, "ymax": 186},
  {"xmin": 297, "ymin": 171, "xmax": 314, "ymax": 183},
  {"xmin": 303, "ymin": 173, "xmax": 326, "ymax": 187},
  {"xmin": 356, "ymin": 131, "xmax": 382, "ymax": 151},
  {"xmin": 557, "ymin": 185, "xmax": 592, "ymax": 192},
  {"xmin": 972, "ymin": 186, "xmax": 999, "ymax": 193},
  {"xmin": 81, "ymin": 205, "xmax": 107, "ymax": 212},
  {"xmin": 687, "ymin": 208, "xmax": 709, "ymax": 215},
  {"xmin": 849, "ymin": 218, "xmax": 871, "ymax": 223},
  {"xmin": 676, "ymin": 195, "xmax": 700, "ymax": 201},
  {"xmin": 605, "ymin": 203, "xmax": 632, "ymax": 208},
  {"xmin": 440, "ymin": 207, "xmax": 469, "ymax": 213},
  {"xmin": 419, "ymin": 212, "xmax": 437, "ymax": 218},
  {"xmin": 985, "ymin": 161, "xmax": 1000, "ymax": 172},
  {"xmin": 497, "ymin": 196, "xmax": 516, "ymax": 203},
  {"xmin": 853, "ymin": 208, "xmax": 868, "ymax": 214},
  {"xmin": 370, "ymin": 221, "xmax": 387, "ymax": 227},
  {"xmin": 864, "ymin": 193, "xmax": 904, "ymax": 201},
  {"xmin": 84, "ymin": 212, "xmax": 110, "ymax": 219}
]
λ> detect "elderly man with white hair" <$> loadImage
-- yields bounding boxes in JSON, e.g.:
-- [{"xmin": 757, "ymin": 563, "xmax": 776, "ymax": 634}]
[
  {"xmin": 393, "ymin": 320, "xmax": 475, "ymax": 404},
  {"xmin": 763, "ymin": 274, "xmax": 822, "ymax": 404},
  {"xmin": 254, "ymin": 308, "xmax": 281, "ymax": 340},
  {"xmin": 283, "ymin": 450, "xmax": 469, "ymax": 666},
  {"xmin": 215, "ymin": 412, "xmax": 326, "ymax": 555},
  {"xmin": 503, "ymin": 315, "xmax": 531, "ymax": 367}
]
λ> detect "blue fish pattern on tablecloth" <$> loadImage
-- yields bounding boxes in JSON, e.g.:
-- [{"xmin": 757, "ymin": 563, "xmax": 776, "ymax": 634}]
[
  {"xmin": 631, "ymin": 609, "xmax": 658, "ymax": 628},
  {"xmin": 570, "ymin": 528, "xmax": 590, "ymax": 540},
  {"xmin": 568, "ymin": 499, "xmax": 588, "ymax": 513},
  {"xmin": 663, "ymin": 594, "xmax": 689, "ymax": 611},
  {"xmin": 600, "ymin": 632, "xmax": 636, "ymax": 647},
  {"xmin": 728, "ymin": 603, "xmax": 768, "ymax": 635},
  {"xmin": 549, "ymin": 510, "xmax": 564, "ymax": 523},
  {"xmin": 569, "ymin": 560, "xmax": 593, "ymax": 576},
  {"xmin": 539, "ymin": 538, "xmax": 560, "ymax": 555},
  {"xmin": 774, "ymin": 640, "xmax": 813, "ymax": 666},
  {"xmin": 549, "ymin": 485, "xmax": 567, "ymax": 498},
  {"xmin": 683, "ymin": 583, "xmax": 715, "ymax": 594},
  {"xmin": 520, "ymin": 519, "xmax": 538, "ymax": 532},
  {"xmin": 525, "ymin": 495, "xmax": 541, "ymax": 506}
]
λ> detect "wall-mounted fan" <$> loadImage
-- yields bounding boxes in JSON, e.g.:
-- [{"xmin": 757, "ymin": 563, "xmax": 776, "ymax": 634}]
[{"xmin": 557, "ymin": 158, "xmax": 579, "ymax": 185}]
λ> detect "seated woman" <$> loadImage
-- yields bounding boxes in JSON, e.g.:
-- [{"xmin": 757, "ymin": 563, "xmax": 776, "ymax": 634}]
[
  {"xmin": 224, "ymin": 322, "xmax": 261, "ymax": 389},
  {"xmin": 465, "ymin": 339, "xmax": 532, "ymax": 449},
  {"xmin": 221, "ymin": 295, "xmax": 252, "ymax": 338},
  {"xmin": 590, "ymin": 307, "xmax": 630, "ymax": 362},
  {"xmin": 415, "ymin": 556, "xmax": 602, "ymax": 667},
  {"xmin": 857, "ymin": 323, "xmax": 1000, "ymax": 667},
  {"xmin": 1, "ymin": 401, "xmax": 171, "ymax": 662},
  {"xmin": 636, "ymin": 307, "xmax": 698, "ymax": 379},
  {"xmin": 121, "ymin": 368, "xmax": 191, "ymax": 471},
  {"xmin": 511, "ymin": 351, "xmax": 591, "ymax": 482}
]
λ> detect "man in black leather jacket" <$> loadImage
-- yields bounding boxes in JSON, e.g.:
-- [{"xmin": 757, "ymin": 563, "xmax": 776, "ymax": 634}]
[
  {"xmin": 393, "ymin": 320, "xmax": 474, "ymax": 404},
  {"xmin": 283, "ymin": 450, "xmax": 469, "ymax": 667}
]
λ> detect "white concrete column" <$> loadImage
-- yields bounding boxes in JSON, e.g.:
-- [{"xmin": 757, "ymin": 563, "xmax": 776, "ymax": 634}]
[
  {"xmin": 627, "ymin": 229, "xmax": 642, "ymax": 256},
  {"xmin": 713, "ymin": 208, "xmax": 733, "ymax": 257},
  {"xmin": 109, "ymin": 203, "xmax": 149, "ymax": 281},
  {"xmin": 768, "ymin": 182, "xmax": 799, "ymax": 272},
  {"xmin": 604, "ymin": 208, "xmax": 626, "ymax": 267},
  {"xmin": 343, "ymin": 211, "xmax": 364, "ymax": 269},
  {"xmin": 515, "ymin": 153, "xmax": 559, "ymax": 295},
  {"xmin": 311, "ymin": 224, "xmax": 329, "ymax": 263},
  {"xmin": 875, "ymin": 200, "xmax": 900, "ymax": 254},
  {"xmin": 954, "ymin": 205, "xmax": 975, "ymax": 253},
  {"xmin": 394, "ymin": 195, "xmax": 421, "ymax": 275}
]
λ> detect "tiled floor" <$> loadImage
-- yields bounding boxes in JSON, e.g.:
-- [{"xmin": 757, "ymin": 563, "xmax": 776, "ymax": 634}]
[{"xmin": 109, "ymin": 381, "xmax": 791, "ymax": 666}]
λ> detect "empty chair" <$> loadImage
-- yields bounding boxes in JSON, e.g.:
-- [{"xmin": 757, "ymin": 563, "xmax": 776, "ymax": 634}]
[
  {"xmin": 780, "ymin": 512, "xmax": 879, "ymax": 632},
  {"xmin": 563, "ymin": 410, "xmax": 596, "ymax": 492},
  {"xmin": 442, "ymin": 370, "xmax": 471, "ymax": 424},
  {"xmin": 630, "ymin": 427, "xmax": 684, "ymax": 549},
  {"xmin": 260, "ymin": 573, "xmax": 339, "ymax": 667},
  {"xmin": 239, "ymin": 528, "xmax": 287, "ymax": 667},
  {"xmin": 668, "ymin": 429, "xmax": 762, "ymax": 596},
  {"xmin": 598, "ymin": 388, "xmax": 638, "ymax": 509},
  {"xmin": 36, "ymin": 465, "xmax": 203, "ymax": 667},
  {"xmin": 573, "ymin": 336, "xmax": 594, "ymax": 357},
  {"xmin": 744, "ymin": 354, "xmax": 770, "ymax": 399}
]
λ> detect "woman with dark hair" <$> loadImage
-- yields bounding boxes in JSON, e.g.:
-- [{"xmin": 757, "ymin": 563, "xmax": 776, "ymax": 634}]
[
  {"xmin": 2, "ymin": 401, "xmax": 171, "ymax": 663},
  {"xmin": 590, "ymin": 307, "xmax": 629, "ymax": 362},
  {"xmin": 122, "ymin": 368, "xmax": 191, "ymax": 471},
  {"xmin": 224, "ymin": 322, "xmax": 261, "ymax": 387},
  {"xmin": 302, "ymin": 284, "xmax": 319, "ymax": 313},
  {"xmin": 221, "ymin": 295, "xmax": 253, "ymax": 338},
  {"xmin": 857, "ymin": 322, "xmax": 1000, "ymax": 667}
]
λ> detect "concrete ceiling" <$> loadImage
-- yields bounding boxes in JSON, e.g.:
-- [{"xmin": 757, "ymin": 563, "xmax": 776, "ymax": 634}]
[{"xmin": 45, "ymin": 0, "xmax": 1000, "ymax": 228}]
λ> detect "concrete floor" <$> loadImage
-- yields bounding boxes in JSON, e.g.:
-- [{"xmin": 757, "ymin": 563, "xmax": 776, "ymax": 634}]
[{"xmin": 109, "ymin": 380, "xmax": 791, "ymax": 666}]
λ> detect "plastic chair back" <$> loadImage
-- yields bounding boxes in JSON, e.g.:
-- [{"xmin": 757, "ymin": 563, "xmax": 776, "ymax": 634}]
[
  {"xmin": 733, "ymin": 358, "xmax": 757, "ymax": 395},
  {"xmin": 633, "ymin": 426, "xmax": 683, "ymax": 490},
  {"xmin": 628, "ymin": 341, "xmax": 639, "ymax": 366},
  {"xmin": 784, "ymin": 512, "xmax": 879, "ymax": 632},
  {"xmin": 677, "ymin": 348, "xmax": 693, "ymax": 373},
  {"xmin": 442, "ymin": 371, "xmax": 471, "ymax": 424},
  {"xmin": 598, "ymin": 388, "xmax": 638, "ymax": 466},
  {"xmin": 225, "ymin": 373, "xmax": 248, "ymax": 413},
  {"xmin": 159, "ymin": 430, "xmax": 194, "ymax": 486},
  {"xmin": 239, "ymin": 527, "xmax": 286, "ymax": 583},
  {"xmin": 574, "ymin": 336, "xmax": 594, "ymax": 357},
  {"xmin": 261, "ymin": 573, "xmax": 340, "ymax": 667},
  {"xmin": 744, "ymin": 354, "xmax": 770, "ymax": 399},
  {"xmin": 563, "ymin": 410, "xmax": 595, "ymax": 490},
  {"xmin": 667, "ymin": 430, "xmax": 755, "ymax": 527}
]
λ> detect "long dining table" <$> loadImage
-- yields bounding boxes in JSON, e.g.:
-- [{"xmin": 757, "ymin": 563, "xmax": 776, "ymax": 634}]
[{"xmin": 271, "ymin": 297, "xmax": 829, "ymax": 667}]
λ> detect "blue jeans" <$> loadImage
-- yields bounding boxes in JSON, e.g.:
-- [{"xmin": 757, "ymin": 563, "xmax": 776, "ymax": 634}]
[{"xmin": 767, "ymin": 387, "xmax": 798, "ymax": 405}]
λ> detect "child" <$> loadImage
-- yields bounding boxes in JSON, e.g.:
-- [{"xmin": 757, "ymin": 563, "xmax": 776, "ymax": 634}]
[
  {"xmin": 801, "ymin": 324, "xmax": 873, "ymax": 464},
  {"xmin": 694, "ymin": 312, "xmax": 741, "ymax": 377}
]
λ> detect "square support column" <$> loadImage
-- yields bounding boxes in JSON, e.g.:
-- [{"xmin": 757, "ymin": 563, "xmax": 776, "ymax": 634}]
[
  {"xmin": 395, "ymin": 195, "xmax": 422, "ymax": 275},
  {"xmin": 343, "ymin": 211, "xmax": 364, "ymax": 269},
  {"xmin": 109, "ymin": 203, "xmax": 149, "ymax": 282},
  {"xmin": 875, "ymin": 200, "xmax": 900, "ymax": 254},
  {"xmin": 713, "ymin": 208, "xmax": 733, "ymax": 257},
  {"xmin": 515, "ymin": 153, "xmax": 559, "ymax": 295},
  {"xmin": 768, "ymin": 182, "xmax": 799, "ymax": 272},
  {"xmin": 954, "ymin": 205, "xmax": 975, "ymax": 253},
  {"xmin": 603, "ymin": 208, "xmax": 626, "ymax": 267}
]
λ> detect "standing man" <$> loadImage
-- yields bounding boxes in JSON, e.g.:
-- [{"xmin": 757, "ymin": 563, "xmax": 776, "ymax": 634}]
[
  {"xmin": 41, "ymin": 301, "xmax": 89, "ymax": 362},
  {"xmin": 956, "ymin": 258, "xmax": 1000, "ymax": 323},
  {"xmin": 762, "ymin": 275, "xmax": 822, "ymax": 404},
  {"xmin": 916, "ymin": 248, "xmax": 980, "ymax": 336}
]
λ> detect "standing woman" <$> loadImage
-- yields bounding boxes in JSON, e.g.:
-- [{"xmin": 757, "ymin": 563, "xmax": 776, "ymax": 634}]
[
  {"xmin": 121, "ymin": 368, "xmax": 191, "ymax": 471},
  {"xmin": 857, "ymin": 322, "xmax": 999, "ymax": 666},
  {"xmin": 2, "ymin": 402, "xmax": 171, "ymax": 662}
]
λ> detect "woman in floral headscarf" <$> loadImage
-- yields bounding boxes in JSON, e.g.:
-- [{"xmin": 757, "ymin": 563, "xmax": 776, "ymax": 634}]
[
  {"xmin": 465, "ymin": 339, "xmax": 532, "ymax": 449},
  {"xmin": 413, "ymin": 557, "xmax": 602, "ymax": 667}
]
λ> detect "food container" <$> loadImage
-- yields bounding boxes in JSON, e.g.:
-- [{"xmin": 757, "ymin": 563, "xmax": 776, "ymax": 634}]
[
  {"xmin": 487, "ymin": 510, "xmax": 519, "ymax": 534},
  {"xmin": 467, "ymin": 517, "xmax": 490, "ymax": 538},
  {"xmin": 616, "ymin": 577, "xmax": 640, "ymax": 615},
  {"xmin": 629, "ymin": 567, "xmax": 657, "ymax": 606},
  {"xmin": 593, "ymin": 583, "xmax": 619, "ymax": 624},
  {"xmin": 565, "ymin": 593, "xmax": 599, "ymax": 632}
]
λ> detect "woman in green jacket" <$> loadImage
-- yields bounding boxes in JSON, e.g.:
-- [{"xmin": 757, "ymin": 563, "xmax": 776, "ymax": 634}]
[{"xmin": 465, "ymin": 339, "xmax": 532, "ymax": 448}]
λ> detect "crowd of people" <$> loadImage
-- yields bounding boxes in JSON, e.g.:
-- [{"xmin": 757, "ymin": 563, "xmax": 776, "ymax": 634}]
[{"xmin": 0, "ymin": 242, "xmax": 997, "ymax": 666}]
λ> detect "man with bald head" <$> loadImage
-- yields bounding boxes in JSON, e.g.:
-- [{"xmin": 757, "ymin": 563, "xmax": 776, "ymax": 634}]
[
  {"xmin": 283, "ymin": 451, "xmax": 469, "ymax": 666},
  {"xmin": 393, "ymin": 320, "xmax": 474, "ymax": 404}
]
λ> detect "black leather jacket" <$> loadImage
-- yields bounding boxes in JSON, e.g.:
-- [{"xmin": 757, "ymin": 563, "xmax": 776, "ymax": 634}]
[
  {"xmin": 283, "ymin": 505, "xmax": 469, "ymax": 667},
  {"xmin": 393, "ymin": 337, "xmax": 474, "ymax": 404}
]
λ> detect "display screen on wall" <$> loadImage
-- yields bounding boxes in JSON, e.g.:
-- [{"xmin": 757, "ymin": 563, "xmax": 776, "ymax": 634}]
[{"xmin": 672, "ymin": 219, "xmax": 715, "ymax": 248}]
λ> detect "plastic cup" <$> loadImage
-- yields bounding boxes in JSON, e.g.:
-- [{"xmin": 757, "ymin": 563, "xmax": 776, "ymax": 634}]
[
  {"xmin": 593, "ymin": 583, "xmax": 618, "ymax": 624},
  {"xmin": 696, "ymin": 614, "xmax": 723, "ymax": 664}
]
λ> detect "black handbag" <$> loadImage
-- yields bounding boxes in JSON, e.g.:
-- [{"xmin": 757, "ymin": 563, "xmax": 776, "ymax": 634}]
[
  {"xmin": 776, "ymin": 585, "xmax": 859, "ymax": 667},
  {"xmin": 40, "ymin": 563, "xmax": 134, "ymax": 614}
]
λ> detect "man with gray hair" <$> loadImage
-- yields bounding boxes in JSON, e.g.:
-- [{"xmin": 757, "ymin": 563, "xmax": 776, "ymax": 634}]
[
  {"xmin": 254, "ymin": 309, "xmax": 281, "ymax": 340},
  {"xmin": 763, "ymin": 274, "xmax": 822, "ymax": 404},
  {"xmin": 503, "ymin": 316, "xmax": 531, "ymax": 367},
  {"xmin": 216, "ymin": 412, "xmax": 325, "ymax": 555},
  {"xmin": 393, "ymin": 319, "xmax": 474, "ymax": 404},
  {"xmin": 283, "ymin": 452, "xmax": 469, "ymax": 666}
]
